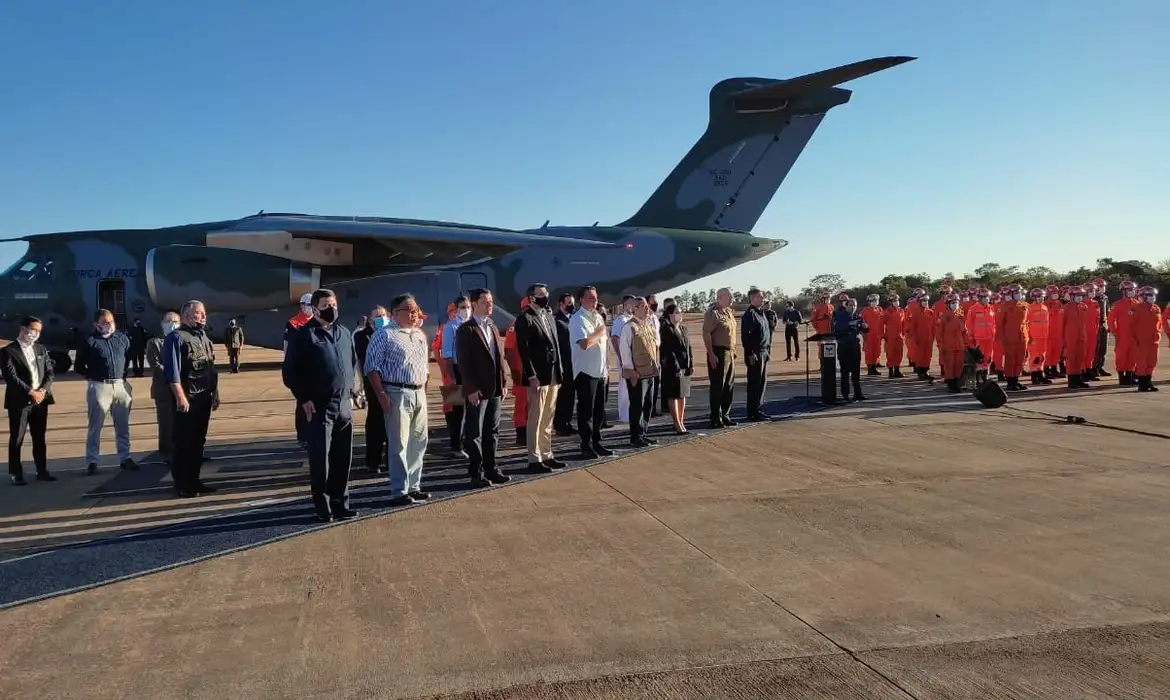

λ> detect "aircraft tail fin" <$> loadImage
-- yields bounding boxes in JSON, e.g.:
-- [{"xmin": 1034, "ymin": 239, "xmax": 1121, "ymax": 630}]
[{"xmin": 619, "ymin": 56, "xmax": 915, "ymax": 233}]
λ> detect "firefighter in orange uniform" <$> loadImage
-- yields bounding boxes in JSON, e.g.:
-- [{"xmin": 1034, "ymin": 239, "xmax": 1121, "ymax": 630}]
[
  {"xmin": 1131, "ymin": 286, "xmax": 1161, "ymax": 392},
  {"xmin": 433, "ymin": 303, "xmax": 457, "ymax": 413},
  {"xmin": 1063, "ymin": 286, "xmax": 1091, "ymax": 389},
  {"xmin": 965, "ymin": 289, "xmax": 996, "ymax": 376},
  {"xmin": 1109, "ymin": 280, "xmax": 1141, "ymax": 385},
  {"xmin": 989, "ymin": 291, "xmax": 1005, "ymax": 378},
  {"xmin": 882, "ymin": 294, "xmax": 906, "ymax": 378},
  {"xmin": 910, "ymin": 289, "xmax": 936, "ymax": 380},
  {"xmin": 861, "ymin": 294, "xmax": 884, "ymax": 375},
  {"xmin": 504, "ymin": 299, "xmax": 530, "ymax": 445},
  {"xmin": 937, "ymin": 293, "xmax": 967, "ymax": 393},
  {"xmin": 1043, "ymin": 285, "xmax": 1064, "ymax": 379},
  {"xmin": 811, "ymin": 292, "xmax": 834, "ymax": 360},
  {"xmin": 903, "ymin": 288, "xmax": 924, "ymax": 370},
  {"xmin": 932, "ymin": 285, "xmax": 953, "ymax": 377},
  {"xmin": 1025, "ymin": 288, "xmax": 1052, "ymax": 385},
  {"xmin": 1080, "ymin": 280, "xmax": 1101, "ymax": 382},
  {"xmin": 996, "ymin": 284, "xmax": 1029, "ymax": 391},
  {"xmin": 960, "ymin": 289, "xmax": 975, "ymax": 313}
]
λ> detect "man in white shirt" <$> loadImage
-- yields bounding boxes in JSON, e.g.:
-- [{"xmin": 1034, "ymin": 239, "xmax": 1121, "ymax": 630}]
[
  {"xmin": 570, "ymin": 286, "xmax": 615, "ymax": 459},
  {"xmin": 619, "ymin": 297, "xmax": 660, "ymax": 447},
  {"xmin": 610, "ymin": 295, "xmax": 635, "ymax": 423}
]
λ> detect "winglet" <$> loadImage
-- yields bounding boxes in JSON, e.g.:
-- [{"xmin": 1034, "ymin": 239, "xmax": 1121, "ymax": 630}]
[{"xmin": 731, "ymin": 56, "xmax": 915, "ymax": 106}]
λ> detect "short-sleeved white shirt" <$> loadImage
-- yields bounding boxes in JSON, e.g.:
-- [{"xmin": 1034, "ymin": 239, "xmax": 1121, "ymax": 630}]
[{"xmin": 569, "ymin": 308, "xmax": 608, "ymax": 379}]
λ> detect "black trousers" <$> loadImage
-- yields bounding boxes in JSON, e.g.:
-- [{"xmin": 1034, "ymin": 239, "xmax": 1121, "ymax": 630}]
[
  {"xmin": 154, "ymin": 391, "xmax": 175, "ymax": 460},
  {"xmin": 707, "ymin": 346, "xmax": 735, "ymax": 424},
  {"xmin": 295, "ymin": 401, "xmax": 309, "ymax": 445},
  {"xmin": 7, "ymin": 403, "xmax": 49, "ymax": 477},
  {"xmin": 553, "ymin": 364, "xmax": 575, "ymax": 430},
  {"xmin": 1094, "ymin": 326, "xmax": 1108, "ymax": 370},
  {"xmin": 172, "ymin": 392, "xmax": 214, "ymax": 493},
  {"xmin": 785, "ymin": 326, "xmax": 800, "ymax": 359},
  {"xmin": 464, "ymin": 395, "xmax": 502, "ymax": 480},
  {"xmin": 227, "ymin": 347, "xmax": 241, "ymax": 372},
  {"xmin": 649, "ymin": 375, "xmax": 661, "ymax": 414},
  {"xmin": 307, "ymin": 399, "xmax": 353, "ymax": 516},
  {"xmin": 362, "ymin": 378, "xmax": 386, "ymax": 470},
  {"xmin": 575, "ymin": 372, "xmax": 607, "ymax": 449},
  {"xmin": 131, "ymin": 348, "xmax": 145, "ymax": 376},
  {"xmin": 838, "ymin": 345, "xmax": 864, "ymax": 398},
  {"xmin": 746, "ymin": 355, "xmax": 769, "ymax": 416},
  {"xmin": 447, "ymin": 364, "xmax": 465, "ymax": 450},
  {"xmin": 627, "ymin": 377, "xmax": 652, "ymax": 442}
]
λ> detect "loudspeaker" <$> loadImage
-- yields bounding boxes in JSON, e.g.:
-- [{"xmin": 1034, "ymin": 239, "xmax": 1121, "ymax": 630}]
[{"xmin": 973, "ymin": 379, "xmax": 1008, "ymax": 409}]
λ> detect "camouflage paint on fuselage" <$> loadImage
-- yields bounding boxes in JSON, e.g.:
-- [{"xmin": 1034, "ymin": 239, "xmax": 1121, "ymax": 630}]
[{"xmin": 0, "ymin": 56, "xmax": 914, "ymax": 355}]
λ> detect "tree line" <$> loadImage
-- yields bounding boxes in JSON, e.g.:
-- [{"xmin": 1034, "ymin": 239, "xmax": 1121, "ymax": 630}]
[{"xmin": 670, "ymin": 258, "xmax": 1170, "ymax": 312}]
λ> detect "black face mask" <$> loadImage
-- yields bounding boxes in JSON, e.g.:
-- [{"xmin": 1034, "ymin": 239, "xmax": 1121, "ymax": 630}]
[
  {"xmin": 649, "ymin": 303, "xmax": 659, "ymax": 312},
  {"xmin": 532, "ymin": 296, "xmax": 549, "ymax": 308},
  {"xmin": 189, "ymin": 322, "xmax": 205, "ymax": 331},
  {"xmin": 319, "ymin": 307, "xmax": 337, "ymax": 323}
]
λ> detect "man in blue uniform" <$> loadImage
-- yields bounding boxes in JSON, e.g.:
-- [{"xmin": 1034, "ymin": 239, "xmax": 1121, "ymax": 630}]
[
  {"xmin": 163, "ymin": 300, "xmax": 220, "ymax": 498},
  {"xmin": 740, "ymin": 287, "xmax": 773, "ymax": 420},
  {"xmin": 832, "ymin": 297, "xmax": 868, "ymax": 402},
  {"xmin": 282, "ymin": 288, "xmax": 359, "ymax": 522}
]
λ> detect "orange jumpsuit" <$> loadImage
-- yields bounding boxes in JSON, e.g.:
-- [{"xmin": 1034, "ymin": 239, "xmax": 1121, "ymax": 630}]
[
  {"xmin": 937, "ymin": 310, "xmax": 968, "ymax": 381},
  {"xmin": 504, "ymin": 324, "xmax": 527, "ymax": 429},
  {"xmin": 861, "ymin": 305, "xmax": 884, "ymax": 366},
  {"xmin": 992, "ymin": 302, "xmax": 1007, "ymax": 371},
  {"xmin": 961, "ymin": 298, "xmax": 976, "ymax": 313},
  {"xmin": 1132, "ymin": 302, "xmax": 1162, "ymax": 377},
  {"xmin": 1025, "ymin": 302, "xmax": 1049, "ymax": 375},
  {"xmin": 1082, "ymin": 297, "xmax": 1100, "ymax": 370},
  {"xmin": 1062, "ymin": 302, "xmax": 1089, "ymax": 376},
  {"xmin": 932, "ymin": 298, "xmax": 951, "ymax": 375},
  {"xmin": 1108, "ymin": 298, "xmax": 1140, "ymax": 375},
  {"xmin": 965, "ymin": 303, "xmax": 996, "ymax": 369},
  {"xmin": 1163, "ymin": 306, "xmax": 1170, "ymax": 344},
  {"xmin": 911, "ymin": 306, "xmax": 936, "ymax": 369},
  {"xmin": 883, "ymin": 304, "xmax": 905, "ymax": 367},
  {"xmin": 811, "ymin": 302, "xmax": 834, "ymax": 359},
  {"xmin": 1043, "ymin": 298, "xmax": 1063, "ymax": 372},
  {"xmin": 997, "ymin": 302, "xmax": 1029, "ymax": 379},
  {"xmin": 904, "ymin": 299, "xmax": 922, "ymax": 366}
]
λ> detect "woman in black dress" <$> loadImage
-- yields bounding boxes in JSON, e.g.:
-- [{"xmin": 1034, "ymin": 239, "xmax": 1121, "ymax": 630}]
[{"xmin": 658, "ymin": 303, "xmax": 693, "ymax": 434}]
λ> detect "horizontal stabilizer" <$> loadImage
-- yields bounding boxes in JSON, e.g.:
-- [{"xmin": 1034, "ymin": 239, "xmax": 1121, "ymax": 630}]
[{"xmin": 732, "ymin": 56, "xmax": 916, "ymax": 104}]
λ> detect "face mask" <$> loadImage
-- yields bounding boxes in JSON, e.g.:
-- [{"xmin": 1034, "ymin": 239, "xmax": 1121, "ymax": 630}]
[
  {"xmin": 1073, "ymin": 295, "xmax": 1084, "ymax": 302},
  {"xmin": 1125, "ymin": 290, "xmax": 1135, "ymax": 298},
  {"xmin": 868, "ymin": 300, "xmax": 878, "ymax": 307},
  {"xmin": 891, "ymin": 300, "xmax": 900, "ymax": 307},
  {"xmin": 1145, "ymin": 295, "xmax": 1157, "ymax": 303},
  {"xmin": 228, "ymin": 321, "xmax": 236, "ymax": 327},
  {"xmin": 300, "ymin": 305, "xmax": 313, "ymax": 316},
  {"xmin": 920, "ymin": 298, "xmax": 929, "ymax": 306},
  {"xmin": 563, "ymin": 304, "xmax": 575, "ymax": 314},
  {"xmin": 978, "ymin": 298, "xmax": 990, "ymax": 304},
  {"xmin": 1012, "ymin": 293, "xmax": 1022, "ymax": 301},
  {"xmin": 649, "ymin": 303, "xmax": 659, "ymax": 312},
  {"xmin": 373, "ymin": 316, "xmax": 391, "ymax": 329},
  {"xmin": 20, "ymin": 330, "xmax": 39, "ymax": 344},
  {"xmin": 318, "ymin": 306, "xmax": 337, "ymax": 323},
  {"xmin": 97, "ymin": 323, "xmax": 113, "ymax": 337},
  {"xmin": 948, "ymin": 303, "xmax": 959, "ymax": 311},
  {"xmin": 162, "ymin": 321, "xmax": 178, "ymax": 334},
  {"xmin": 456, "ymin": 308, "xmax": 471, "ymax": 321},
  {"xmin": 532, "ymin": 296, "xmax": 549, "ymax": 308},
  {"xmin": 669, "ymin": 314, "xmax": 681, "ymax": 324}
]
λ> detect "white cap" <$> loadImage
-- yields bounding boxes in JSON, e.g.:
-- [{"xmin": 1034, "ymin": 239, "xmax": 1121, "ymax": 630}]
[{"xmin": 300, "ymin": 293, "xmax": 313, "ymax": 305}]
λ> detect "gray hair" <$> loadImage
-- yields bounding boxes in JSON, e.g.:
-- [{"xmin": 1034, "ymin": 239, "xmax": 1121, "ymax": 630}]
[
  {"xmin": 161, "ymin": 310, "xmax": 180, "ymax": 322},
  {"xmin": 180, "ymin": 300, "xmax": 205, "ymax": 318}
]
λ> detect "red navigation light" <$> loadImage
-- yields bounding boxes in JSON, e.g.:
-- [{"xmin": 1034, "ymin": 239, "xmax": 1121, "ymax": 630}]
[{"xmin": 624, "ymin": 243, "xmax": 633, "ymax": 249}]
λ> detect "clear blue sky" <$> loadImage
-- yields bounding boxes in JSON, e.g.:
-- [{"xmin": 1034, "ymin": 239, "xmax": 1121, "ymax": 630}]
[{"xmin": 1, "ymin": 0, "xmax": 1167, "ymax": 297}]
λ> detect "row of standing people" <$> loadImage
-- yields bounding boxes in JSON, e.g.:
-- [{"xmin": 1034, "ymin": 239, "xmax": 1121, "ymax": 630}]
[{"xmin": 816, "ymin": 280, "xmax": 1167, "ymax": 396}]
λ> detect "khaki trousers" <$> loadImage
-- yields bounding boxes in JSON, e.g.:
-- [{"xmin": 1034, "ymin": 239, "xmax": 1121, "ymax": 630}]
[{"xmin": 526, "ymin": 384, "xmax": 560, "ymax": 462}]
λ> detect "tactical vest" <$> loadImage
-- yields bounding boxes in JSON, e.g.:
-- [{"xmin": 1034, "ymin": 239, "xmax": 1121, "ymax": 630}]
[
  {"xmin": 174, "ymin": 327, "xmax": 216, "ymax": 395},
  {"xmin": 629, "ymin": 317, "xmax": 660, "ymax": 378}
]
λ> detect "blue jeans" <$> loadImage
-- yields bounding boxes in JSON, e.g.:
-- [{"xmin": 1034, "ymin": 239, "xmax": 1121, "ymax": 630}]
[{"xmin": 384, "ymin": 387, "xmax": 428, "ymax": 497}]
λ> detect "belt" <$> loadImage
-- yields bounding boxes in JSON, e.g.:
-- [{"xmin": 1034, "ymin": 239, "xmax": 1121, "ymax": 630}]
[
  {"xmin": 89, "ymin": 378, "xmax": 123, "ymax": 384},
  {"xmin": 384, "ymin": 381, "xmax": 423, "ymax": 390}
]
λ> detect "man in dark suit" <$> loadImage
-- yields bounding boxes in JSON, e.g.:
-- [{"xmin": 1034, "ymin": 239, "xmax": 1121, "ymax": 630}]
[
  {"xmin": 454, "ymin": 288, "xmax": 510, "ymax": 488},
  {"xmin": 514, "ymin": 283, "xmax": 567, "ymax": 473},
  {"xmin": 552, "ymin": 292, "xmax": 576, "ymax": 435},
  {"xmin": 2, "ymin": 316, "xmax": 56, "ymax": 485}
]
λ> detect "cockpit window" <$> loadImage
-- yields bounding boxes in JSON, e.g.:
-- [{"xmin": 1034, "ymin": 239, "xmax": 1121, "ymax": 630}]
[{"xmin": 4, "ymin": 255, "xmax": 52, "ymax": 282}]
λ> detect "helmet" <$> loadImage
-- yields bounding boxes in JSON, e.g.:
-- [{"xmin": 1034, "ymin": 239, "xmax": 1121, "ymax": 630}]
[
  {"xmin": 991, "ymin": 292, "xmax": 1003, "ymax": 303},
  {"xmin": 939, "ymin": 284, "xmax": 953, "ymax": 294},
  {"xmin": 912, "ymin": 287, "xmax": 925, "ymax": 297},
  {"xmin": 1120, "ymin": 280, "xmax": 1137, "ymax": 291},
  {"xmin": 888, "ymin": 293, "xmax": 900, "ymax": 301},
  {"xmin": 1046, "ymin": 284, "xmax": 1059, "ymax": 293},
  {"xmin": 945, "ymin": 293, "xmax": 959, "ymax": 303},
  {"xmin": 1069, "ymin": 285, "xmax": 1085, "ymax": 296},
  {"xmin": 1030, "ymin": 287, "xmax": 1044, "ymax": 299},
  {"xmin": 1093, "ymin": 278, "xmax": 1107, "ymax": 288},
  {"xmin": 866, "ymin": 293, "xmax": 879, "ymax": 302}
]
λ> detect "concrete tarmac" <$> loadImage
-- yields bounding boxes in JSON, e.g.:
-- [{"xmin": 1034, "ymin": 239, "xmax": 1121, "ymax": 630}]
[{"xmin": 2, "ymin": 331, "xmax": 1169, "ymax": 699}]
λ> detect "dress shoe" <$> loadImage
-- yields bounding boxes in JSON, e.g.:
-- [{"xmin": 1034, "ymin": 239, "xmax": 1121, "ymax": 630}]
[
  {"xmin": 593, "ymin": 445, "xmax": 615, "ymax": 457},
  {"xmin": 580, "ymin": 447, "xmax": 599, "ymax": 459},
  {"xmin": 486, "ymin": 472, "xmax": 511, "ymax": 485},
  {"xmin": 120, "ymin": 458, "xmax": 139, "ymax": 471},
  {"xmin": 543, "ymin": 458, "xmax": 567, "ymax": 470},
  {"xmin": 313, "ymin": 512, "xmax": 333, "ymax": 523},
  {"xmin": 194, "ymin": 483, "xmax": 218, "ymax": 494},
  {"xmin": 36, "ymin": 472, "xmax": 56, "ymax": 482},
  {"xmin": 529, "ymin": 461, "xmax": 554, "ymax": 473},
  {"xmin": 721, "ymin": 418, "xmax": 738, "ymax": 427},
  {"xmin": 85, "ymin": 463, "xmax": 98, "ymax": 476},
  {"xmin": 176, "ymin": 490, "xmax": 197, "ymax": 499},
  {"xmin": 388, "ymin": 495, "xmax": 414, "ymax": 506},
  {"xmin": 408, "ymin": 490, "xmax": 430, "ymax": 501},
  {"xmin": 470, "ymin": 478, "xmax": 493, "ymax": 489},
  {"xmin": 11, "ymin": 475, "xmax": 27, "ymax": 486},
  {"xmin": 334, "ymin": 508, "xmax": 360, "ymax": 520}
]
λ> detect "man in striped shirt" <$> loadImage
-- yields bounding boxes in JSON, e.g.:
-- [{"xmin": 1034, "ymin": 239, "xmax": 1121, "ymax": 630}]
[{"xmin": 365, "ymin": 293, "xmax": 431, "ymax": 507}]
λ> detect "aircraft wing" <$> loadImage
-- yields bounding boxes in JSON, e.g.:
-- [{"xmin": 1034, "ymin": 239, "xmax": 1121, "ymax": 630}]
[{"xmin": 208, "ymin": 214, "xmax": 621, "ymax": 266}]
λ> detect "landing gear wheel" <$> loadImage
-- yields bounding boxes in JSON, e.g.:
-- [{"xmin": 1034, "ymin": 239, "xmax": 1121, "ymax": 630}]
[{"xmin": 49, "ymin": 351, "xmax": 73, "ymax": 374}]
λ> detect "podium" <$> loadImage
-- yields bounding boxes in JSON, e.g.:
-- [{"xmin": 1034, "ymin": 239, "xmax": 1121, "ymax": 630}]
[{"xmin": 806, "ymin": 333, "xmax": 839, "ymax": 404}]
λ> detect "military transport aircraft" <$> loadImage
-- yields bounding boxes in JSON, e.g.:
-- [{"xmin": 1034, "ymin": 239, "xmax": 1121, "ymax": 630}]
[{"xmin": 0, "ymin": 56, "xmax": 914, "ymax": 371}]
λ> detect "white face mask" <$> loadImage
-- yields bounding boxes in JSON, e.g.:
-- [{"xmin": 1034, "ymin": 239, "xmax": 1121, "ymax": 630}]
[
  {"xmin": 1125, "ymin": 290, "xmax": 1136, "ymax": 298},
  {"xmin": 1145, "ymin": 295, "xmax": 1157, "ymax": 303},
  {"xmin": 1073, "ymin": 295, "xmax": 1084, "ymax": 302},
  {"xmin": 456, "ymin": 308, "xmax": 471, "ymax": 321},
  {"xmin": 162, "ymin": 321, "xmax": 179, "ymax": 334},
  {"xmin": 948, "ymin": 303, "xmax": 959, "ymax": 311},
  {"xmin": 868, "ymin": 300, "xmax": 878, "ymax": 307},
  {"xmin": 1012, "ymin": 293, "xmax": 1022, "ymax": 301},
  {"xmin": 97, "ymin": 323, "xmax": 114, "ymax": 337},
  {"xmin": 979, "ymin": 297, "xmax": 990, "ymax": 304}
]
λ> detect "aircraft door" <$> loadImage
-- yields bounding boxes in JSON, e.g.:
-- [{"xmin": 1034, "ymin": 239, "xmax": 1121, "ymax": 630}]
[
  {"xmin": 97, "ymin": 279, "xmax": 128, "ymax": 329},
  {"xmin": 459, "ymin": 273, "xmax": 487, "ymax": 294}
]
